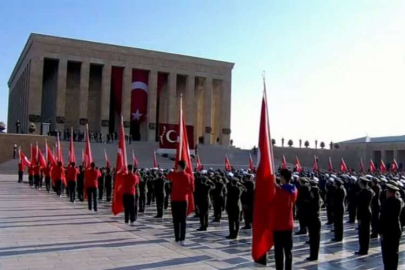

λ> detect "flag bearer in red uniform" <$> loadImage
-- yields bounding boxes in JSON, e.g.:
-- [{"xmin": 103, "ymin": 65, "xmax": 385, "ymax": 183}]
[
  {"xmin": 167, "ymin": 160, "xmax": 193, "ymax": 246},
  {"xmin": 85, "ymin": 162, "xmax": 101, "ymax": 212},
  {"xmin": 66, "ymin": 162, "xmax": 79, "ymax": 203},
  {"xmin": 17, "ymin": 162, "xmax": 24, "ymax": 183},
  {"xmin": 34, "ymin": 164, "xmax": 41, "ymax": 189},
  {"xmin": 122, "ymin": 165, "xmax": 139, "ymax": 225},
  {"xmin": 43, "ymin": 162, "xmax": 52, "ymax": 193},
  {"xmin": 28, "ymin": 164, "xmax": 34, "ymax": 186},
  {"xmin": 273, "ymin": 169, "xmax": 298, "ymax": 270},
  {"xmin": 53, "ymin": 162, "xmax": 65, "ymax": 197}
]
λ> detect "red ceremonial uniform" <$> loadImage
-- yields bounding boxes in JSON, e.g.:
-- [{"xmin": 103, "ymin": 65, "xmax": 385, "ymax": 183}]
[
  {"xmin": 28, "ymin": 167, "xmax": 34, "ymax": 176},
  {"xmin": 85, "ymin": 168, "xmax": 101, "ymax": 188},
  {"xmin": 66, "ymin": 167, "xmax": 79, "ymax": 182},
  {"xmin": 122, "ymin": 172, "xmax": 139, "ymax": 195},
  {"xmin": 34, "ymin": 165, "xmax": 40, "ymax": 176},
  {"xmin": 167, "ymin": 171, "xmax": 193, "ymax": 202},
  {"xmin": 18, "ymin": 163, "xmax": 24, "ymax": 172},
  {"xmin": 52, "ymin": 166, "xmax": 64, "ymax": 180},
  {"xmin": 272, "ymin": 184, "xmax": 298, "ymax": 231},
  {"xmin": 43, "ymin": 167, "xmax": 51, "ymax": 178}
]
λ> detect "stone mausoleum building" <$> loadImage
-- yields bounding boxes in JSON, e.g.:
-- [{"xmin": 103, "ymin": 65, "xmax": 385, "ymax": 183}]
[{"xmin": 7, "ymin": 34, "xmax": 234, "ymax": 145}]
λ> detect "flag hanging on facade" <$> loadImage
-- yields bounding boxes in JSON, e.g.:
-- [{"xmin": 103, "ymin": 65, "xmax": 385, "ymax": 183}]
[
  {"xmin": 252, "ymin": 78, "xmax": 276, "ymax": 263},
  {"xmin": 295, "ymin": 156, "xmax": 302, "ymax": 173},
  {"xmin": 112, "ymin": 116, "xmax": 128, "ymax": 215},
  {"xmin": 225, "ymin": 155, "xmax": 231, "ymax": 171},
  {"xmin": 380, "ymin": 159, "xmax": 386, "ymax": 172},
  {"xmin": 328, "ymin": 157, "xmax": 333, "ymax": 172},
  {"xmin": 69, "ymin": 128, "xmax": 76, "ymax": 164},
  {"xmin": 174, "ymin": 95, "xmax": 195, "ymax": 216},
  {"xmin": 340, "ymin": 158, "xmax": 348, "ymax": 173}
]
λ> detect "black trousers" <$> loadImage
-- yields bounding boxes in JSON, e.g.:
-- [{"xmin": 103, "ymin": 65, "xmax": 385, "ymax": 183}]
[
  {"xmin": 147, "ymin": 191, "xmax": 154, "ymax": 205},
  {"xmin": 67, "ymin": 181, "xmax": 76, "ymax": 202},
  {"xmin": 334, "ymin": 210, "xmax": 344, "ymax": 241},
  {"xmin": 105, "ymin": 179, "xmax": 112, "ymax": 201},
  {"xmin": 348, "ymin": 202, "xmax": 356, "ymax": 222},
  {"xmin": 156, "ymin": 193, "xmax": 164, "ymax": 217},
  {"xmin": 242, "ymin": 204, "xmax": 253, "ymax": 228},
  {"xmin": 87, "ymin": 188, "xmax": 97, "ymax": 211},
  {"xmin": 18, "ymin": 171, "xmax": 23, "ymax": 183},
  {"xmin": 45, "ymin": 177, "xmax": 51, "ymax": 192},
  {"xmin": 371, "ymin": 207, "xmax": 380, "ymax": 236},
  {"xmin": 358, "ymin": 217, "xmax": 371, "ymax": 253},
  {"xmin": 98, "ymin": 182, "xmax": 104, "ymax": 200},
  {"xmin": 381, "ymin": 235, "xmax": 400, "ymax": 270},
  {"xmin": 77, "ymin": 181, "xmax": 84, "ymax": 201},
  {"xmin": 123, "ymin": 194, "xmax": 136, "ymax": 223},
  {"xmin": 213, "ymin": 197, "xmax": 224, "ymax": 221},
  {"xmin": 55, "ymin": 179, "xmax": 62, "ymax": 196},
  {"xmin": 34, "ymin": 175, "xmax": 40, "ymax": 188},
  {"xmin": 199, "ymin": 204, "xmax": 209, "ymax": 229},
  {"xmin": 171, "ymin": 201, "xmax": 187, "ymax": 242},
  {"xmin": 274, "ymin": 230, "xmax": 293, "ymax": 270},
  {"xmin": 164, "ymin": 194, "xmax": 170, "ymax": 209},
  {"xmin": 28, "ymin": 175, "xmax": 33, "ymax": 186},
  {"xmin": 308, "ymin": 219, "xmax": 321, "ymax": 259},
  {"xmin": 297, "ymin": 209, "xmax": 307, "ymax": 233},
  {"xmin": 227, "ymin": 208, "xmax": 241, "ymax": 238},
  {"xmin": 139, "ymin": 194, "xmax": 146, "ymax": 212},
  {"xmin": 327, "ymin": 205, "xmax": 334, "ymax": 223}
]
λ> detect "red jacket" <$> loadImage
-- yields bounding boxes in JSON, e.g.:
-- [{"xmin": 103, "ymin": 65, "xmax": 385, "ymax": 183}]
[
  {"xmin": 122, "ymin": 173, "xmax": 139, "ymax": 195},
  {"xmin": 66, "ymin": 167, "xmax": 79, "ymax": 181},
  {"xmin": 273, "ymin": 184, "xmax": 298, "ymax": 231},
  {"xmin": 34, "ymin": 165, "xmax": 41, "ymax": 176},
  {"xmin": 167, "ymin": 171, "xmax": 193, "ymax": 202},
  {"xmin": 52, "ymin": 166, "xmax": 65, "ymax": 180},
  {"xmin": 28, "ymin": 167, "xmax": 34, "ymax": 176},
  {"xmin": 18, "ymin": 163, "xmax": 24, "ymax": 172},
  {"xmin": 85, "ymin": 168, "xmax": 101, "ymax": 188},
  {"xmin": 43, "ymin": 167, "xmax": 51, "ymax": 178}
]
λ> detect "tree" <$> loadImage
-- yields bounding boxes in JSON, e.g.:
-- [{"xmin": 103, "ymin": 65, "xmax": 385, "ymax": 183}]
[
  {"xmin": 320, "ymin": 141, "xmax": 325, "ymax": 149},
  {"xmin": 299, "ymin": 139, "xmax": 302, "ymax": 148},
  {"xmin": 0, "ymin": 122, "xmax": 5, "ymax": 133},
  {"xmin": 304, "ymin": 140, "xmax": 310, "ymax": 148},
  {"xmin": 272, "ymin": 139, "xmax": 276, "ymax": 146},
  {"xmin": 281, "ymin": 137, "xmax": 285, "ymax": 147},
  {"xmin": 315, "ymin": 140, "xmax": 318, "ymax": 149},
  {"xmin": 334, "ymin": 143, "xmax": 340, "ymax": 149},
  {"xmin": 288, "ymin": 139, "xmax": 293, "ymax": 147}
]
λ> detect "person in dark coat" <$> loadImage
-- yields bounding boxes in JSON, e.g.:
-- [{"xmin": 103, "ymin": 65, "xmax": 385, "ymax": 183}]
[
  {"xmin": 241, "ymin": 174, "xmax": 255, "ymax": 230},
  {"xmin": 104, "ymin": 167, "xmax": 113, "ymax": 202},
  {"xmin": 138, "ymin": 173, "xmax": 148, "ymax": 212},
  {"xmin": 355, "ymin": 177, "xmax": 375, "ymax": 255},
  {"xmin": 347, "ymin": 176, "xmax": 359, "ymax": 223},
  {"xmin": 77, "ymin": 166, "xmax": 84, "ymax": 201},
  {"xmin": 97, "ymin": 168, "xmax": 105, "ymax": 200},
  {"xmin": 212, "ymin": 175, "xmax": 227, "ymax": 222},
  {"xmin": 193, "ymin": 175, "xmax": 202, "ymax": 218},
  {"xmin": 153, "ymin": 172, "xmax": 167, "ymax": 218},
  {"xmin": 196, "ymin": 176, "xmax": 215, "ymax": 231},
  {"xmin": 146, "ymin": 173, "xmax": 154, "ymax": 205},
  {"xmin": 370, "ymin": 177, "xmax": 381, "ymax": 238},
  {"xmin": 379, "ymin": 183, "xmax": 403, "ymax": 270},
  {"xmin": 225, "ymin": 177, "xmax": 246, "ymax": 239},
  {"xmin": 332, "ymin": 178, "xmax": 346, "ymax": 242},
  {"xmin": 164, "ymin": 180, "xmax": 171, "ymax": 210},
  {"xmin": 306, "ymin": 178, "xmax": 321, "ymax": 261},
  {"xmin": 295, "ymin": 178, "xmax": 311, "ymax": 235},
  {"xmin": 325, "ymin": 178, "xmax": 336, "ymax": 225}
]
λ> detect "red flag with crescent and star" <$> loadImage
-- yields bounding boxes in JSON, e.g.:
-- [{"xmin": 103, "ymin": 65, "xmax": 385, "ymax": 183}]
[
  {"xmin": 252, "ymin": 78, "xmax": 276, "ymax": 263},
  {"xmin": 390, "ymin": 159, "xmax": 399, "ymax": 172},
  {"xmin": 281, "ymin": 155, "xmax": 287, "ymax": 169},
  {"xmin": 328, "ymin": 157, "xmax": 333, "ymax": 172},
  {"xmin": 131, "ymin": 70, "xmax": 149, "ymax": 123},
  {"xmin": 249, "ymin": 154, "xmax": 254, "ymax": 171},
  {"xmin": 380, "ymin": 159, "xmax": 386, "ymax": 172},
  {"xmin": 313, "ymin": 155, "xmax": 319, "ymax": 172},
  {"xmin": 225, "ymin": 155, "xmax": 231, "ymax": 171},
  {"xmin": 340, "ymin": 158, "xmax": 348, "ymax": 173},
  {"xmin": 360, "ymin": 158, "xmax": 365, "ymax": 172},
  {"xmin": 68, "ymin": 128, "xmax": 76, "ymax": 165},
  {"xmin": 104, "ymin": 149, "xmax": 110, "ymax": 168},
  {"xmin": 19, "ymin": 149, "xmax": 31, "ymax": 167},
  {"xmin": 370, "ymin": 159, "xmax": 376, "ymax": 173},
  {"xmin": 84, "ymin": 124, "xmax": 93, "ymax": 169},
  {"xmin": 196, "ymin": 155, "xmax": 203, "ymax": 171},
  {"xmin": 132, "ymin": 149, "xmax": 139, "ymax": 168}
]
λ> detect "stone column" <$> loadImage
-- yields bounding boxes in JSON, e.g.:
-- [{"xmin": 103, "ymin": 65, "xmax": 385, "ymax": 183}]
[
  {"xmin": 122, "ymin": 66, "xmax": 132, "ymax": 136},
  {"xmin": 147, "ymin": 70, "xmax": 158, "ymax": 142},
  {"xmin": 185, "ymin": 74, "xmax": 195, "ymax": 126},
  {"xmin": 55, "ymin": 58, "xmax": 68, "ymax": 132},
  {"xmin": 99, "ymin": 64, "xmax": 111, "ymax": 135},
  {"xmin": 203, "ymin": 76, "xmax": 213, "ymax": 145},
  {"xmin": 78, "ymin": 61, "xmax": 89, "ymax": 132},
  {"xmin": 167, "ymin": 72, "xmax": 177, "ymax": 124},
  {"xmin": 220, "ymin": 78, "xmax": 231, "ymax": 146},
  {"xmin": 27, "ymin": 56, "xmax": 44, "ymax": 134}
]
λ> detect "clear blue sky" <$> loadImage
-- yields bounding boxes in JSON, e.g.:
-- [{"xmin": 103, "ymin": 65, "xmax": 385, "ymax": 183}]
[{"xmin": 1, "ymin": 0, "xmax": 404, "ymax": 148}]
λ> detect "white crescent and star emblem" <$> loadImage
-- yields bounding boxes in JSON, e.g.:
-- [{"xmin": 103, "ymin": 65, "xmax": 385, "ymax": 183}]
[
  {"xmin": 132, "ymin": 110, "xmax": 143, "ymax": 121},
  {"xmin": 166, "ymin": 130, "xmax": 177, "ymax": 143}
]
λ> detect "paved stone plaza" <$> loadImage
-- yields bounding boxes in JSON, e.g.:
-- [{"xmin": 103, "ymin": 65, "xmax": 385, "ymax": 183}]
[{"xmin": 0, "ymin": 175, "xmax": 404, "ymax": 270}]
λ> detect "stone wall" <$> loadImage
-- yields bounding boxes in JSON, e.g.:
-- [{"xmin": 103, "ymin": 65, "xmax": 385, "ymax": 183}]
[{"xmin": 0, "ymin": 134, "xmax": 55, "ymax": 164}]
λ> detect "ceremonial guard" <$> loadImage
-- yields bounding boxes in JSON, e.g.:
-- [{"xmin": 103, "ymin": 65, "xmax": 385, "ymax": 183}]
[
  {"xmin": 138, "ymin": 172, "xmax": 147, "ymax": 212},
  {"xmin": 355, "ymin": 177, "xmax": 375, "ymax": 255},
  {"xmin": 77, "ymin": 165, "xmax": 85, "ymax": 201},
  {"xmin": 307, "ymin": 178, "xmax": 321, "ymax": 261},
  {"xmin": 295, "ymin": 177, "xmax": 311, "ymax": 235},
  {"xmin": 332, "ymin": 178, "xmax": 346, "ymax": 242},
  {"xmin": 196, "ymin": 176, "xmax": 215, "ymax": 231},
  {"xmin": 370, "ymin": 177, "xmax": 381, "ymax": 238},
  {"xmin": 347, "ymin": 176, "xmax": 359, "ymax": 223},
  {"xmin": 212, "ymin": 175, "xmax": 227, "ymax": 222},
  {"xmin": 153, "ymin": 171, "xmax": 167, "ymax": 218},
  {"xmin": 226, "ymin": 176, "xmax": 246, "ymax": 239},
  {"xmin": 104, "ymin": 167, "xmax": 113, "ymax": 202},
  {"xmin": 241, "ymin": 174, "xmax": 255, "ymax": 230}
]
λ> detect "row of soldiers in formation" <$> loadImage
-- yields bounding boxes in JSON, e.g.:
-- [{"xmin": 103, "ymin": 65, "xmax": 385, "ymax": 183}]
[{"xmin": 18, "ymin": 162, "xmax": 403, "ymax": 270}]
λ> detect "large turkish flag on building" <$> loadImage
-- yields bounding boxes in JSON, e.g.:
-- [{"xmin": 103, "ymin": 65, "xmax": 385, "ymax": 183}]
[
  {"xmin": 158, "ymin": 123, "xmax": 194, "ymax": 150},
  {"xmin": 131, "ymin": 70, "xmax": 148, "ymax": 123}
]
